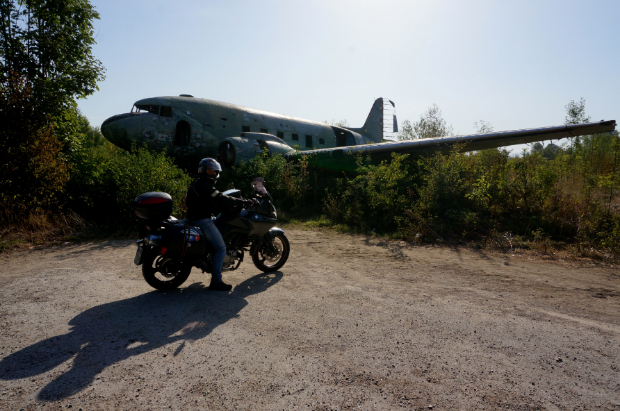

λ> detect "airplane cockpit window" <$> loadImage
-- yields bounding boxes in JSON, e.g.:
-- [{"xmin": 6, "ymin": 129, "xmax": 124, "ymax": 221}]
[{"xmin": 132, "ymin": 104, "xmax": 160, "ymax": 115}]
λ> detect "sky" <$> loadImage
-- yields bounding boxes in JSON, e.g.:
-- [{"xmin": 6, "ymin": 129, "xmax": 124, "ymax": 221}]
[{"xmin": 79, "ymin": 0, "xmax": 620, "ymax": 153}]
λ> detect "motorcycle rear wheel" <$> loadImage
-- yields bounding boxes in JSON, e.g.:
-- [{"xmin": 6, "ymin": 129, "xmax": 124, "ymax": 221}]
[
  {"xmin": 252, "ymin": 233, "xmax": 290, "ymax": 272},
  {"xmin": 142, "ymin": 252, "xmax": 192, "ymax": 290}
]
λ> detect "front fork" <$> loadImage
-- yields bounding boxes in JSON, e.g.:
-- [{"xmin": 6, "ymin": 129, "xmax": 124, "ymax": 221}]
[
  {"xmin": 251, "ymin": 229, "xmax": 284, "ymax": 257},
  {"xmin": 250, "ymin": 237, "xmax": 269, "ymax": 257}
]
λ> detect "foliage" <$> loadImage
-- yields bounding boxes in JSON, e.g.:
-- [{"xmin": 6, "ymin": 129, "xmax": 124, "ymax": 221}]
[
  {"xmin": 565, "ymin": 98, "xmax": 591, "ymax": 125},
  {"xmin": 218, "ymin": 151, "xmax": 326, "ymax": 213},
  {"xmin": 0, "ymin": 72, "xmax": 69, "ymax": 224},
  {"xmin": 531, "ymin": 142, "xmax": 561, "ymax": 160},
  {"xmin": 323, "ymin": 153, "xmax": 413, "ymax": 231},
  {"xmin": 67, "ymin": 143, "xmax": 192, "ymax": 232},
  {"xmin": 398, "ymin": 104, "xmax": 454, "ymax": 140},
  {"xmin": 473, "ymin": 120, "xmax": 494, "ymax": 134},
  {"xmin": 325, "ymin": 119, "xmax": 349, "ymax": 128},
  {"xmin": 0, "ymin": 0, "xmax": 104, "ymax": 231},
  {"xmin": 0, "ymin": 0, "xmax": 105, "ymax": 149}
]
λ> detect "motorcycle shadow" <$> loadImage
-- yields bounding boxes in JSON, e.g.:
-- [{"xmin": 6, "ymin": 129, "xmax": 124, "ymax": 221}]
[{"xmin": 0, "ymin": 271, "xmax": 282, "ymax": 401}]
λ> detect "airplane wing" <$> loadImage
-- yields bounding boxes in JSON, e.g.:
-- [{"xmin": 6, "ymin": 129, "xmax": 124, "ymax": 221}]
[{"xmin": 287, "ymin": 120, "xmax": 617, "ymax": 169}]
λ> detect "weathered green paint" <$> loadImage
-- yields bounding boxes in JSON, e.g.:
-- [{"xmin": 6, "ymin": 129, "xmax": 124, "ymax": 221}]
[{"xmin": 101, "ymin": 95, "xmax": 616, "ymax": 171}]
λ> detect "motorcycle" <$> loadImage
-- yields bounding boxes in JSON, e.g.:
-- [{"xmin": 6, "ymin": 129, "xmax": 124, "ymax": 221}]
[{"xmin": 133, "ymin": 177, "xmax": 290, "ymax": 290}]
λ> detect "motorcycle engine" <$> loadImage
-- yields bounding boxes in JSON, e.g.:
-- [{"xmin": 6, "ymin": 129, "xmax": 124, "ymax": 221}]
[{"xmin": 222, "ymin": 248, "xmax": 244, "ymax": 270}]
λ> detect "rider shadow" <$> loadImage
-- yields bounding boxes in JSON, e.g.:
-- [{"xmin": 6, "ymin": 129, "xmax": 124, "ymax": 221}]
[{"xmin": 0, "ymin": 272, "xmax": 282, "ymax": 401}]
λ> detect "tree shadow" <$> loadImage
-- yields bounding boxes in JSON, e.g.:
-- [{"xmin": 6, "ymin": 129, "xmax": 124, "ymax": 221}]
[
  {"xmin": 0, "ymin": 272, "xmax": 282, "ymax": 401},
  {"xmin": 362, "ymin": 235, "xmax": 499, "ymax": 263},
  {"xmin": 362, "ymin": 236, "xmax": 410, "ymax": 261}
]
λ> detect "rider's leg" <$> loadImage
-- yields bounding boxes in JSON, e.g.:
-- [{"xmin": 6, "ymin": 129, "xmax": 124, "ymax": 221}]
[{"xmin": 193, "ymin": 218, "xmax": 226, "ymax": 283}]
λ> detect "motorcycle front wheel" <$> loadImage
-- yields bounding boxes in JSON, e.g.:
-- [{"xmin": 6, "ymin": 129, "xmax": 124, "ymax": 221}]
[
  {"xmin": 252, "ymin": 233, "xmax": 290, "ymax": 272},
  {"xmin": 142, "ymin": 251, "xmax": 192, "ymax": 291}
]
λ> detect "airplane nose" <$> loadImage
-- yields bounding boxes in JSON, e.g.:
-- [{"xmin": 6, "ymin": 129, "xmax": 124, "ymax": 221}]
[{"xmin": 101, "ymin": 113, "xmax": 134, "ymax": 150}]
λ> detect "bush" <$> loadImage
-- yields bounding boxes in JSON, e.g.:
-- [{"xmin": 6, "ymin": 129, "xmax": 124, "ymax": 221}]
[
  {"xmin": 0, "ymin": 73, "xmax": 69, "ymax": 224},
  {"xmin": 67, "ymin": 144, "xmax": 191, "ymax": 232},
  {"xmin": 323, "ymin": 153, "xmax": 412, "ymax": 231},
  {"xmin": 218, "ymin": 152, "xmax": 326, "ymax": 213}
]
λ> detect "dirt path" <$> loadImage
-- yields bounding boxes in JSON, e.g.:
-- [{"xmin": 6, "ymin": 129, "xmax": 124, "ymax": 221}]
[{"xmin": 0, "ymin": 228, "xmax": 619, "ymax": 410}]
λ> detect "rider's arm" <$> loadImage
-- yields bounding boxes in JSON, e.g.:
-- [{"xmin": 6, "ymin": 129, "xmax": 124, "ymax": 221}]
[{"xmin": 214, "ymin": 191, "xmax": 247, "ymax": 209}]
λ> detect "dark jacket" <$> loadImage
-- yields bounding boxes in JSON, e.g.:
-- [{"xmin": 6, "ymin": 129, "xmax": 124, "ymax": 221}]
[{"xmin": 186, "ymin": 179, "xmax": 245, "ymax": 221}]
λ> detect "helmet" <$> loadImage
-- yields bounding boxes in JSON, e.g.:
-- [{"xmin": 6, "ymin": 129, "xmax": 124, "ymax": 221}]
[{"xmin": 198, "ymin": 158, "xmax": 222, "ymax": 181}]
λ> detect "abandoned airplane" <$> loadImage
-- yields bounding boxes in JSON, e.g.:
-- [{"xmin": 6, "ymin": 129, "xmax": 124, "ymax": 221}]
[{"xmin": 100, "ymin": 95, "xmax": 616, "ymax": 170}]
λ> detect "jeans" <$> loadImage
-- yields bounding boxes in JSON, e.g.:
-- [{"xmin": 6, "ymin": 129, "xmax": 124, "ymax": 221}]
[{"xmin": 192, "ymin": 218, "xmax": 226, "ymax": 283}]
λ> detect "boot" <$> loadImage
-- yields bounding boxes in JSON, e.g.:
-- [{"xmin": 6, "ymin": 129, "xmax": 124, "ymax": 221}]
[{"xmin": 209, "ymin": 281, "xmax": 232, "ymax": 291}]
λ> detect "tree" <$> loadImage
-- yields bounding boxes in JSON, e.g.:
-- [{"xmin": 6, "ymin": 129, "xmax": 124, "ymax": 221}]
[
  {"xmin": 0, "ymin": 0, "xmax": 105, "ymax": 148},
  {"xmin": 564, "ymin": 98, "xmax": 591, "ymax": 149},
  {"xmin": 565, "ymin": 98, "xmax": 591, "ymax": 125},
  {"xmin": 0, "ymin": 0, "xmax": 104, "ymax": 221},
  {"xmin": 473, "ymin": 120, "xmax": 494, "ymax": 134},
  {"xmin": 325, "ymin": 119, "xmax": 349, "ymax": 128},
  {"xmin": 398, "ymin": 104, "xmax": 454, "ymax": 140},
  {"xmin": 531, "ymin": 142, "xmax": 561, "ymax": 160},
  {"xmin": 0, "ymin": 72, "xmax": 69, "ymax": 221},
  {"xmin": 531, "ymin": 142, "xmax": 544, "ymax": 153}
]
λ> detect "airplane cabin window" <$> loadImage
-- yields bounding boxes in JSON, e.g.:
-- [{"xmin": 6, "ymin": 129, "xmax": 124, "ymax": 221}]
[
  {"xmin": 319, "ymin": 138, "xmax": 325, "ymax": 144},
  {"xmin": 242, "ymin": 126, "xmax": 250, "ymax": 132},
  {"xmin": 292, "ymin": 133, "xmax": 298, "ymax": 141},
  {"xmin": 277, "ymin": 131, "xmax": 284, "ymax": 139},
  {"xmin": 305, "ymin": 135, "xmax": 312, "ymax": 148},
  {"xmin": 160, "ymin": 106, "xmax": 172, "ymax": 117},
  {"xmin": 260, "ymin": 128, "xmax": 268, "ymax": 133}
]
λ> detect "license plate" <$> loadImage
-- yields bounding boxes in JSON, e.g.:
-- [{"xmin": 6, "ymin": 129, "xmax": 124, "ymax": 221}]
[{"xmin": 134, "ymin": 244, "xmax": 144, "ymax": 265}]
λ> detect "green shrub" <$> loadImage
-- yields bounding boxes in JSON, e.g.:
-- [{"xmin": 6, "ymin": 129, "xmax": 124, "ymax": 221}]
[
  {"xmin": 218, "ymin": 152, "xmax": 326, "ymax": 213},
  {"xmin": 323, "ymin": 153, "xmax": 412, "ymax": 231},
  {"xmin": 67, "ymin": 144, "xmax": 191, "ymax": 232}
]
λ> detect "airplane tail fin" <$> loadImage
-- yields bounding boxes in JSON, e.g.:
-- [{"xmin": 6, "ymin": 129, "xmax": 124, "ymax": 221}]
[{"xmin": 350, "ymin": 98, "xmax": 397, "ymax": 143}]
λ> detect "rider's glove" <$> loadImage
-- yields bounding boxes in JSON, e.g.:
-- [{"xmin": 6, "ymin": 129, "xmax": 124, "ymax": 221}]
[{"xmin": 244, "ymin": 198, "xmax": 260, "ymax": 208}]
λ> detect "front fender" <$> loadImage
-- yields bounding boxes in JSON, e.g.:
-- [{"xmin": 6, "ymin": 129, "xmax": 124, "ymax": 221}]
[{"xmin": 268, "ymin": 227, "xmax": 285, "ymax": 240}]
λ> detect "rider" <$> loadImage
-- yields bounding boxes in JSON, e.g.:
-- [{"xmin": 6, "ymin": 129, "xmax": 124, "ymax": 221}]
[{"xmin": 186, "ymin": 158, "xmax": 252, "ymax": 291}]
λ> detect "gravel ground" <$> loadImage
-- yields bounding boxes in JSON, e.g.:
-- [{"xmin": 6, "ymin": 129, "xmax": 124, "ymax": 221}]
[{"xmin": 0, "ymin": 228, "xmax": 619, "ymax": 410}]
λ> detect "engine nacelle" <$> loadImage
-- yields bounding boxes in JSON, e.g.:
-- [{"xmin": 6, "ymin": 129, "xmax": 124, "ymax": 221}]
[{"xmin": 217, "ymin": 133, "xmax": 295, "ymax": 167}]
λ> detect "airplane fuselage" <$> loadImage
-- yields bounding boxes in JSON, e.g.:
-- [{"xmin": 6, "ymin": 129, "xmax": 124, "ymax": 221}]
[{"xmin": 101, "ymin": 95, "xmax": 379, "ymax": 167}]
